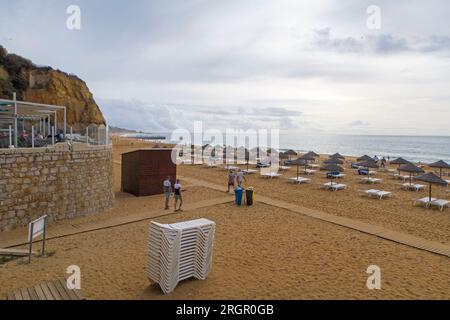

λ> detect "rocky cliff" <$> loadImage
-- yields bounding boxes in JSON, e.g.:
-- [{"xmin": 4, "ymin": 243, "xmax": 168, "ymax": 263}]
[{"xmin": 0, "ymin": 45, "xmax": 105, "ymax": 127}]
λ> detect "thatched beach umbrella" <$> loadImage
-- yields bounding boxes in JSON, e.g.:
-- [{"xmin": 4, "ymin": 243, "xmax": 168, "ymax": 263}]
[
  {"xmin": 294, "ymin": 154, "xmax": 316, "ymax": 173},
  {"xmin": 324, "ymin": 158, "xmax": 344, "ymax": 165},
  {"xmin": 209, "ymin": 144, "xmax": 222, "ymax": 158},
  {"xmin": 298, "ymin": 153, "xmax": 316, "ymax": 163},
  {"xmin": 293, "ymin": 154, "xmax": 316, "ymax": 175},
  {"xmin": 414, "ymin": 172, "xmax": 448, "ymax": 202},
  {"xmin": 223, "ymin": 146, "xmax": 236, "ymax": 164},
  {"xmin": 242, "ymin": 149, "xmax": 251, "ymax": 171},
  {"xmin": 399, "ymin": 163, "xmax": 425, "ymax": 185},
  {"xmin": 267, "ymin": 148, "xmax": 280, "ymax": 167},
  {"xmin": 356, "ymin": 160, "xmax": 379, "ymax": 176},
  {"xmin": 391, "ymin": 157, "xmax": 410, "ymax": 165},
  {"xmin": 204, "ymin": 144, "xmax": 221, "ymax": 160},
  {"xmin": 321, "ymin": 164, "xmax": 344, "ymax": 185},
  {"xmin": 285, "ymin": 149, "xmax": 298, "ymax": 160},
  {"xmin": 278, "ymin": 151, "xmax": 289, "ymax": 166},
  {"xmin": 201, "ymin": 144, "xmax": 211, "ymax": 161},
  {"xmin": 305, "ymin": 151, "xmax": 320, "ymax": 158},
  {"xmin": 236, "ymin": 146, "xmax": 248, "ymax": 165},
  {"xmin": 357, "ymin": 155, "xmax": 374, "ymax": 162},
  {"xmin": 291, "ymin": 158, "xmax": 308, "ymax": 180},
  {"xmin": 330, "ymin": 153, "xmax": 345, "ymax": 160},
  {"xmin": 299, "ymin": 153, "xmax": 316, "ymax": 161},
  {"xmin": 429, "ymin": 160, "xmax": 450, "ymax": 178},
  {"xmin": 391, "ymin": 157, "xmax": 410, "ymax": 172},
  {"xmin": 250, "ymin": 147, "xmax": 261, "ymax": 159}
]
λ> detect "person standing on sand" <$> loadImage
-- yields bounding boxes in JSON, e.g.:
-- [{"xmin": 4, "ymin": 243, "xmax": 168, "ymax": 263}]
[
  {"xmin": 163, "ymin": 176, "xmax": 172, "ymax": 210},
  {"xmin": 381, "ymin": 157, "xmax": 387, "ymax": 168},
  {"xmin": 236, "ymin": 169, "xmax": 246, "ymax": 187},
  {"xmin": 174, "ymin": 179, "xmax": 183, "ymax": 212},
  {"xmin": 227, "ymin": 170, "xmax": 236, "ymax": 193},
  {"xmin": 374, "ymin": 155, "xmax": 380, "ymax": 163}
]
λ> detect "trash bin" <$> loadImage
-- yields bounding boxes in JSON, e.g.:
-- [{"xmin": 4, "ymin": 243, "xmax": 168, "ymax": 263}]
[
  {"xmin": 235, "ymin": 187, "xmax": 243, "ymax": 206},
  {"xmin": 246, "ymin": 188, "xmax": 254, "ymax": 206}
]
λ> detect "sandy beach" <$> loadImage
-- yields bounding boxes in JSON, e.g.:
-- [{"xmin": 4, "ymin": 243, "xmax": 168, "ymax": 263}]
[
  {"xmin": 178, "ymin": 160, "xmax": 450, "ymax": 245},
  {"xmin": 0, "ymin": 138, "xmax": 449, "ymax": 300}
]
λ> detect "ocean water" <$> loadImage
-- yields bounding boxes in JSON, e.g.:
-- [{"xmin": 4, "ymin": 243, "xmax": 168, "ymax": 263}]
[
  {"xmin": 132, "ymin": 133, "xmax": 450, "ymax": 163},
  {"xmin": 279, "ymin": 134, "xmax": 450, "ymax": 163}
]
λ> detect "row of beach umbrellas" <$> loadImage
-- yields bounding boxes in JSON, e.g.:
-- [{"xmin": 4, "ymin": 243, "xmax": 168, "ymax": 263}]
[
  {"xmin": 286, "ymin": 151, "xmax": 449, "ymax": 200},
  {"xmin": 192, "ymin": 146, "xmax": 449, "ymax": 200},
  {"xmin": 354, "ymin": 155, "xmax": 449, "ymax": 202}
]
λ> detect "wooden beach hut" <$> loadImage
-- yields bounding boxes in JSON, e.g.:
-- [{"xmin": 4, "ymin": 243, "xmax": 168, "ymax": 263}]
[{"xmin": 121, "ymin": 149, "xmax": 177, "ymax": 197}]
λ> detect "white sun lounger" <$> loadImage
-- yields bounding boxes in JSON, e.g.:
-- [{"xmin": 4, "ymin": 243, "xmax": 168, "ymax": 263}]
[
  {"xmin": 279, "ymin": 166, "xmax": 291, "ymax": 171},
  {"xmin": 290, "ymin": 177, "xmax": 311, "ymax": 184},
  {"xmin": 303, "ymin": 169, "xmax": 317, "ymax": 175},
  {"xmin": 0, "ymin": 248, "xmax": 37, "ymax": 257},
  {"xmin": 261, "ymin": 172, "xmax": 282, "ymax": 179},
  {"xmin": 205, "ymin": 163, "xmax": 218, "ymax": 168},
  {"xmin": 323, "ymin": 183, "xmax": 347, "ymax": 191},
  {"xmin": 328, "ymin": 173, "xmax": 346, "ymax": 179},
  {"xmin": 376, "ymin": 191, "xmax": 393, "ymax": 199},
  {"xmin": 360, "ymin": 189, "xmax": 380, "ymax": 197},
  {"xmin": 413, "ymin": 197, "xmax": 437, "ymax": 208},
  {"xmin": 224, "ymin": 165, "xmax": 239, "ymax": 171},
  {"xmin": 402, "ymin": 183, "xmax": 425, "ymax": 192},
  {"xmin": 148, "ymin": 219, "xmax": 216, "ymax": 294},
  {"xmin": 429, "ymin": 199, "xmax": 450, "ymax": 211},
  {"xmin": 393, "ymin": 174, "xmax": 410, "ymax": 181},
  {"xmin": 360, "ymin": 189, "xmax": 392, "ymax": 199},
  {"xmin": 242, "ymin": 169, "xmax": 258, "ymax": 175},
  {"xmin": 361, "ymin": 177, "xmax": 382, "ymax": 184}
]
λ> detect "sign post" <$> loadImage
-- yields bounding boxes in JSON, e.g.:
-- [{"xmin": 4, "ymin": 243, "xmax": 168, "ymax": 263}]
[{"xmin": 28, "ymin": 215, "xmax": 48, "ymax": 264}]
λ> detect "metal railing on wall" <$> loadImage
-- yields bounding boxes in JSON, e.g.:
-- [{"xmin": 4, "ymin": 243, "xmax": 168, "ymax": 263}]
[
  {"xmin": 0, "ymin": 123, "xmax": 110, "ymax": 149},
  {"xmin": 0, "ymin": 93, "xmax": 66, "ymax": 149},
  {"xmin": 0, "ymin": 93, "xmax": 110, "ymax": 149}
]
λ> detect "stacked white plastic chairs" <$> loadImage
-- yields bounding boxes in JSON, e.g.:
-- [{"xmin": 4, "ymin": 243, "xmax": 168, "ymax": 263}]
[{"xmin": 147, "ymin": 218, "xmax": 216, "ymax": 294}]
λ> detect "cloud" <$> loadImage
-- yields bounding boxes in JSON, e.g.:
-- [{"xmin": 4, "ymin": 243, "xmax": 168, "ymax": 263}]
[
  {"xmin": 416, "ymin": 35, "xmax": 450, "ymax": 53},
  {"xmin": 311, "ymin": 28, "xmax": 450, "ymax": 54},
  {"xmin": 99, "ymin": 99, "xmax": 305, "ymax": 132},
  {"xmin": 349, "ymin": 120, "xmax": 370, "ymax": 127},
  {"xmin": 257, "ymin": 107, "xmax": 303, "ymax": 117},
  {"xmin": 2, "ymin": 0, "xmax": 450, "ymax": 136}
]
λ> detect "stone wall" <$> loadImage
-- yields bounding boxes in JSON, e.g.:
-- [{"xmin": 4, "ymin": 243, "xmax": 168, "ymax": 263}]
[{"xmin": 0, "ymin": 143, "xmax": 115, "ymax": 231}]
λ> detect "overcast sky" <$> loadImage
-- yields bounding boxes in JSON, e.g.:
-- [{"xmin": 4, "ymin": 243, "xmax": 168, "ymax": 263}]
[{"xmin": 1, "ymin": 0, "xmax": 450, "ymax": 135}]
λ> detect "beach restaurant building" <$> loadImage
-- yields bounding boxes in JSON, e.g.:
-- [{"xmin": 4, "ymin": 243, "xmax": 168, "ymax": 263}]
[{"xmin": 0, "ymin": 93, "xmax": 67, "ymax": 149}]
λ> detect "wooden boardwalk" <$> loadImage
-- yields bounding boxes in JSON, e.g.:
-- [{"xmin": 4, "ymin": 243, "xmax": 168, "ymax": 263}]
[
  {"xmin": 6, "ymin": 279, "xmax": 83, "ymax": 300},
  {"xmin": 0, "ymin": 196, "xmax": 233, "ymax": 250},
  {"xmin": 183, "ymin": 176, "xmax": 450, "ymax": 258},
  {"xmin": 1, "ymin": 175, "xmax": 449, "ymax": 259},
  {"xmin": 0, "ymin": 248, "xmax": 36, "ymax": 257}
]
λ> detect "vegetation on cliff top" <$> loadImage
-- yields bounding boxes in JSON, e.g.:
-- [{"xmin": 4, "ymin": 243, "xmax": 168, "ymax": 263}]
[{"xmin": 0, "ymin": 45, "xmax": 105, "ymax": 126}]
